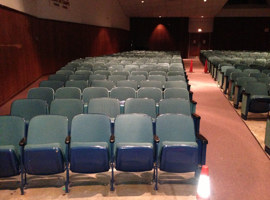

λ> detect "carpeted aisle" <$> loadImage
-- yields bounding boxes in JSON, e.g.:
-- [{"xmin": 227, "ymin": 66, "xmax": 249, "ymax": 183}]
[{"xmin": 185, "ymin": 58, "xmax": 270, "ymax": 200}]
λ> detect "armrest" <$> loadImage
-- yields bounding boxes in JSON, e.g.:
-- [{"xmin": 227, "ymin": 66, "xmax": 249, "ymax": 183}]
[
  {"xmin": 242, "ymin": 91, "xmax": 250, "ymax": 97},
  {"xmin": 65, "ymin": 135, "xmax": 71, "ymax": 144},
  {"xmin": 192, "ymin": 113, "xmax": 201, "ymax": 119},
  {"xmin": 197, "ymin": 134, "xmax": 208, "ymax": 144},
  {"xmin": 191, "ymin": 100, "xmax": 197, "ymax": 105},
  {"xmin": 154, "ymin": 135, "xmax": 160, "ymax": 143},
  {"xmin": 19, "ymin": 137, "xmax": 27, "ymax": 146},
  {"xmin": 110, "ymin": 135, "xmax": 115, "ymax": 143}
]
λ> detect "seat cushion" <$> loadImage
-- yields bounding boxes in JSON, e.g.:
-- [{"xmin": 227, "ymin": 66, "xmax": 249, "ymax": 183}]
[
  {"xmin": 116, "ymin": 143, "xmax": 153, "ymax": 172},
  {"xmin": 70, "ymin": 142, "xmax": 109, "ymax": 173},
  {"xmin": 24, "ymin": 143, "xmax": 64, "ymax": 175},
  {"xmin": 249, "ymin": 96, "xmax": 270, "ymax": 113},
  {"xmin": 0, "ymin": 146, "xmax": 20, "ymax": 177},
  {"xmin": 160, "ymin": 141, "xmax": 198, "ymax": 173}
]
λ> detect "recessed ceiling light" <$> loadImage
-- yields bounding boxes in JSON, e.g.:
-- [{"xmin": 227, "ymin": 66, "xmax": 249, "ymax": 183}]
[
  {"xmin": 204, "ymin": 0, "xmax": 207, "ymax": 2},
  {"xmin": 159, "ymin": 16, "xmax": 162, "ymax": 18},
  {"xmin": 201, "ymin": 16, "xmax": 204, "ymax": 18},
  {"xmin": 198, "ymin": 28, "xmax": 202, "ymax": 32},
  {"xmin": 141, "ymin": 0, "xmax": 144, "ymax": 3}
]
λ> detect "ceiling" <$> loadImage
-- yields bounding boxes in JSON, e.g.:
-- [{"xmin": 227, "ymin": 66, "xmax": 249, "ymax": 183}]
[{"xmin": 117, "ymin": 0, "xmax": 270, "ymax": 18}]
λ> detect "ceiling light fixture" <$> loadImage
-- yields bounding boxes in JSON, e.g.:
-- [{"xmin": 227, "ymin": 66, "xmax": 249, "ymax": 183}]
[
  {"xmin": 198, "ymin": 28, "xmax": 202, "ymax": 32},
  {"xmin": 159, "ymin": 16, "xmax": 162, "ymax": 18},
  {"xmin": 204, "ymin": 0, "xmax": 207, "ymax": 2},
  {"xmin": 141, "ymin": 0, "xmax": 144, "ymax": 3}
]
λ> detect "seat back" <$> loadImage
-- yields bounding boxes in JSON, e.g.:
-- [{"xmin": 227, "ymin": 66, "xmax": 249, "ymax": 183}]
[
  {"xmin": 11, "ymin": 99, "xmax": 48, "ymax": 122},
  {"xmin": 110, "ymin": 87, "xmax": 136, "ymax": 101},
  {"xmin": 128, "ymin": 75, "xmax": 146, "ymax": 85},
  {"xmin": 117, "ymin": 80, "xmax": 138, "ymax": 90},
  {"xmin": 89, "ymin": 74, "xmax": 107, "ymax": 82},
  {"xmin": 167, "ymin": 71, "xmax": 184, "ymax": 76},
  {"xmin": 140, "ymin": 80, "xmax": 163, "ymax": 89},
  {"xmin": 48, "ymin": 74, "xmax": 68, "ymax": 82},
  {"xmin": 137, "ymin": 87, "xmax": 162, "ymax": 103},
  {"xmin": 245, "ymin": 82, "xmax": 268, "ymax": 96},
  {"xmin": 65, "ymin": 80, "xmax": 88, "ymax": 91},
  {"xmin": 125, "ymin": 98, "xmax": 156, "ymax": 118},
  {"xmin": 159, "ymin": 98, "xmax": 191, "ymax": 115},
  {"xmin": 167, "ymin": 75, "xmax": 186, "ymax": 81},
  {"xmin": 39, "ymin": 80, "xmax": 64, "ymax": 91},
  {"xmin": 164, "ymin": 88, "xmax": 190, "ymax": 100},
  {"xmin": 55, "ymin": 87, "xmax": 81, "ymax": 99},
  {"xmin": 156, "ymin": 113, "xmax": 195, "ymax": 145},
  {"xmin": 108, "ymin": 75, "xmax": 127, "ymax": 83},
  {"xmin": 91, "ymin": 80, "xmax": 115, "ymax": 90},
  {"xmin": 131, "ymin": 71, "xmax": 148, "ymax": 78},
  {"xmin": 71, "ymin": 114, "xmax": 111, "ymax": 144},
  {"xmin": 50, "ymin": 99, "xmax": 83, "ymax": 131},
  {"xmin": 114, "ymin": 114, "xmax": 153, "ymax": 144},
  {"xmin": 88, "ymin": 98, "xmax": 120, "ymax": 118},
  {"xmin": 27, "ymin": 87, "xmax": 54, "ymax": 106},
  {"xmin": 111, "ymin": 71, "xmax": 129, "ymax": 78},
  {"xmin": 26, "ymin": 115, "xmax": 68, "ymax": 159},
  {"xmin": 82, "ymin": 87, "xmax": 109, "ymax": 104},
  {"xmin": 164, "ymin": 81, "xmax": 188, "ymax": 89}
]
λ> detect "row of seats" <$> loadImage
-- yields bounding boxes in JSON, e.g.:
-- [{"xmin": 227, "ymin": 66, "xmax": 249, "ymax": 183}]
[
  {"xmin": 201, "ymin": 50, "xmax": 270, "ymax": 120},
  {"xmin": 40, "ymin": 79, "xmax": 190, "ymax": 91},
  {"xmin": 0, "ymin": 113, "xmax": 207, "ymax": 194},
  {"xmin": 11, "ymin": 97, "xmax": 200, "ymax": 133},
  {"xmin": 28, "ymin": 86, "xmax": 194, "ymax": 104}
]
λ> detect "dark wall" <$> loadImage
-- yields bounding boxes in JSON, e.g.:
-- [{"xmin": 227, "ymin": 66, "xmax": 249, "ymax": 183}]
[
  {"xmin": 0, "ymin": 6, "xmax": 130, "ymax": 106},
  {"xmin": 130, "ymin": 18, "xmax": 189, "ymax": 57},
  {"xmin": 212, "ymin": 17, "xmax": 270, "ymax": 51}
]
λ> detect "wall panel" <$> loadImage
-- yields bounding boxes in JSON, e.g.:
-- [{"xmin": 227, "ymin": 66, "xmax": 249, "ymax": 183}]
[
  {"xmin": 0, "ymin": 6, "xmax": 130, "ymax": 106},
  {"xmin": 212, "ymin": 17, "xmax": 270, "ymax": 51}
]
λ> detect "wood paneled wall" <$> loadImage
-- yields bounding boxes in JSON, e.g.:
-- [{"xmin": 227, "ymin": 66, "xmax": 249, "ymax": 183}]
[
  {"xmin": 0, "ymin": 6, "xmax": 130, "ymax": 106},
  {"xmin": 212, "ymin": 17, "xmax": 270, "ymax": 51},
  {"xmin": 130, "ymin": 18, "xmax": 189, "ymax": 58}
]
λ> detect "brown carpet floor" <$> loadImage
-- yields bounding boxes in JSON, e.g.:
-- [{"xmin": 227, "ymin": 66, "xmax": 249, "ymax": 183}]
[{"xmin": 187, "ymin": 58, "xmax": 270, "ymax": 200}]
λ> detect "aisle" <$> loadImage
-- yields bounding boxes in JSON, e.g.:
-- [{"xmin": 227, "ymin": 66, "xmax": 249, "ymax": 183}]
[{"xmin": 185, "ymin": 58, "xmax": 270, "ymax": 200}]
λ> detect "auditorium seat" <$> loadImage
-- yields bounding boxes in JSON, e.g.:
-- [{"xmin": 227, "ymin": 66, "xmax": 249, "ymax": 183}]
[
  {"xmin": 39, "ymin": 80, "xmax": 64, "ymax": 91},
  {"xmin": 116, "ymin": 80, "xmax": 138, "ymax": 90},
  {"xmin": 241, "ymin": 82, "xmax": 270, "ymax": 120},
  {"xmin": 131, "ymin": 71, "xmax": 148, "ymax": 78},
  {"xmin": 87, "ymin": 98, "xmax": 120, "ymax": 119},
  {"xmin": 0, "ymin": 116, "xmax": 25, "ymax": 194},
  {"xmin": 21, "ymin": 115, "xmax": 69, "ymax": 193},
  {"xmin": 27, "ymin": 87, "xmax": 54, "ymax": 107},
  {"xmin": 140, "ymin": 80, "xmax": 163, "ymax": 90},
  {"xmin": 11, "ymin": 99, "xmax": 48, "ymax": 124},
  {"xmin": 137, "ymin": 87, "xmax": 163, "ymax": 103},
  {"xmin": 125, "ymin": 98, "xmax": 156, "ymax": 119},
  {"xmin": 233, "ymin": 77, "xmax": 257, "ymax": 108},
  {"xmin": 112, "ymin": 114, "xmax": 159, "ymax": 190},
  {"xmin": 110, "ymin": 87, "xmax": 136, "ymax": 102},
  {"xmin": 91, "ymin": 80, "xmax": 115, "ymax": 90},
  {"xmin": 50, "ymin": 99, "xmax": 83, "ymax": 131},
  {"xmin": 48, "ymin": 74, "xmax": 68, "ymax": 82},
  {"xmin": 156, "ymin": 114, "xmax": 208, "ymax": 189},
  {"xmin": 65, "ymin": 80, "xmax": 88, "ymax": 91},
  {"xmin": 108, "ymin": 75, "xmax": 127, "ymax": 84},
  {"xmin": 55, "ymin": 87, "xmax": 81, "ymax": 99},
  {"xmin": 68, "ymin": 114, "xmax": 113, "ymax": 191}
]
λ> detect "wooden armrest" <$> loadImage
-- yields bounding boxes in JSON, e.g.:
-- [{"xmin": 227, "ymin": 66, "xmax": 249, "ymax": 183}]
[{"xmin": 65, "ymin": 136, "xmax": 71, "ymax": 144}]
